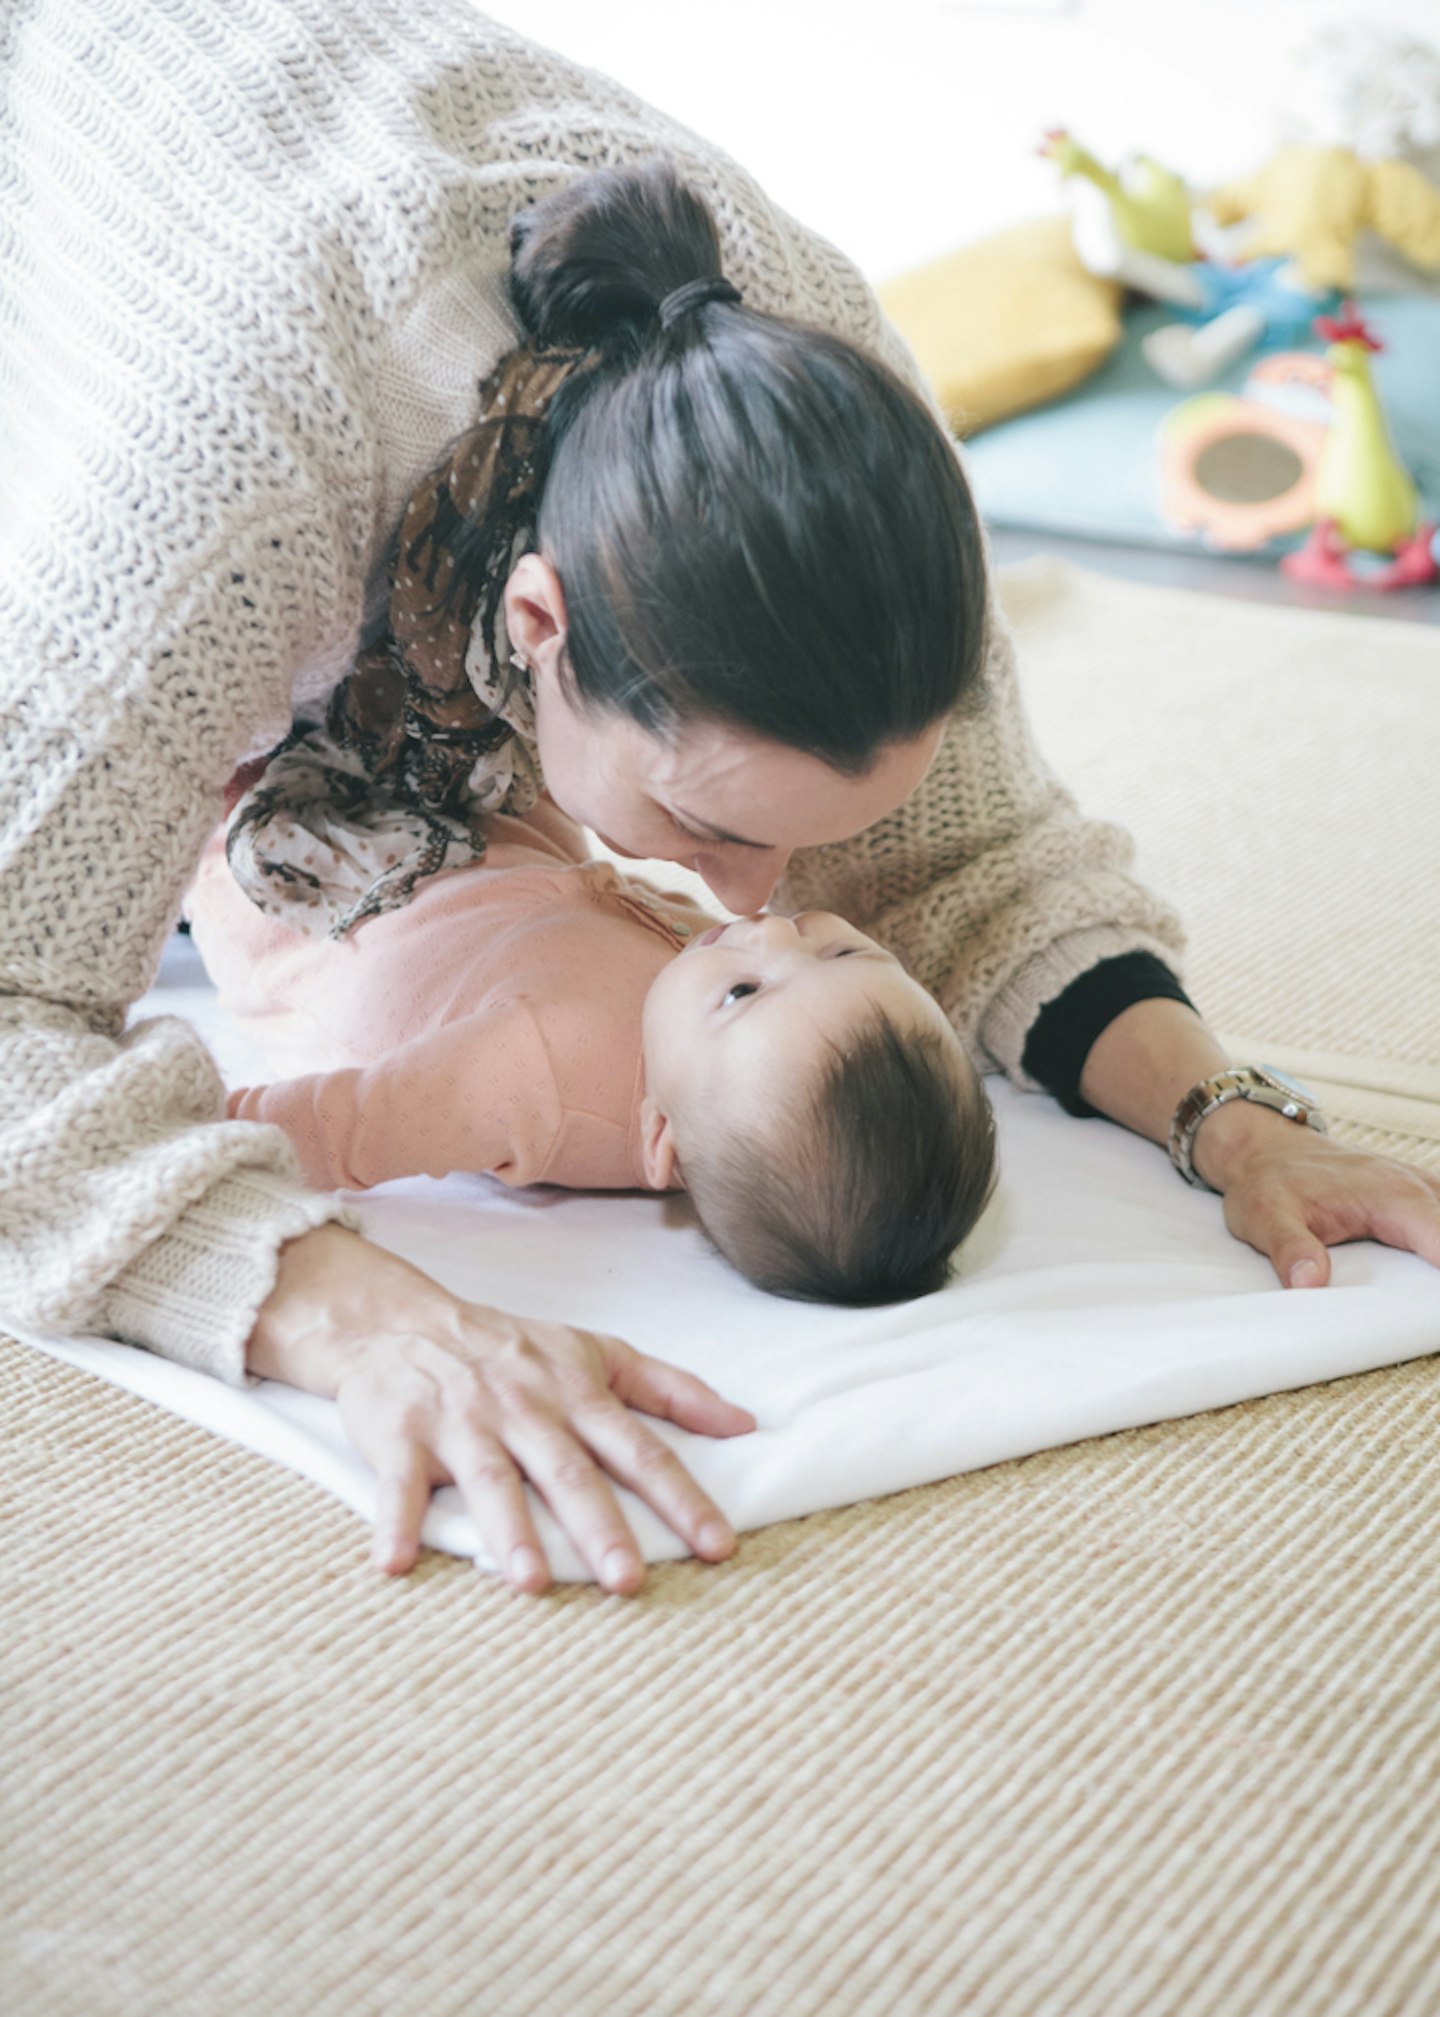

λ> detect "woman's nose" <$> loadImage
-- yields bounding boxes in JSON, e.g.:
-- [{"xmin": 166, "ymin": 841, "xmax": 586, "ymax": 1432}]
[{"xmin": 694, "ymin": 848, "xmax": 791, "ymax": 915}]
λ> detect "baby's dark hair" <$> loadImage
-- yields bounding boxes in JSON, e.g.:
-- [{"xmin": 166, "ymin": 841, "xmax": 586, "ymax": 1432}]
[
  {"xmin": 683, "ymin": 1014, "xmax": 998, "ymax": 1305},
  {"xmin": 509, "ymin": 159, "xmax": 989, "ymax": 769}
]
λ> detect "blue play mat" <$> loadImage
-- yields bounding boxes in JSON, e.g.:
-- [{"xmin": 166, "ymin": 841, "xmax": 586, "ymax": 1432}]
[{"xmin": 962, "ymin": 295, "xmax": 1440, "ymax": 552}]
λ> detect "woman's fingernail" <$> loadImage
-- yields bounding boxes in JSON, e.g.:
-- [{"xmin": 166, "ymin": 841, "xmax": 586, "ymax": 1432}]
[
  {"xmin": 510, "ymin": 1545, "xmax": 545, "ymax": 1586},
  {"xmin": 602, "ymin": 1546, "xmax": 639, "ymax": 1590},
  {"xmin": 699, "ymin": 1519, "xmax": 733, "ymax": 1556},
  {"xmin": 1289, "ymin": 1259, "xmax": 1322, "ymax": 1288}
]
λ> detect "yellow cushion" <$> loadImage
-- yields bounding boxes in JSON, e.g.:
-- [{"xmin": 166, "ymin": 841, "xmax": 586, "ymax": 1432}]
[{"xmin": 878, "ymin": 216, "xmax": 1123, "ymax": 435}]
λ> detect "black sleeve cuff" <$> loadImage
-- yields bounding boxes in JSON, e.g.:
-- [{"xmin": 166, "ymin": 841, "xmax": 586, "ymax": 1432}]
[{"xmin": 1021, "ymin": 952, "xmax": 1195, "ymax": 1117}]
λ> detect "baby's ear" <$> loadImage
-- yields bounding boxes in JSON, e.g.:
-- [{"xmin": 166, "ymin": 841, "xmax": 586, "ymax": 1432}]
[{"xmin": 638, "ymin": 1095, "xmax": 685, "ymax": 1191}]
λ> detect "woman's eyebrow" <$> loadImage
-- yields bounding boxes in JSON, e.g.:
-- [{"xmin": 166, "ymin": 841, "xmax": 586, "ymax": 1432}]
[{"xmin": 669, "ymin": 805, "xmax": 770, "ymax": 850}]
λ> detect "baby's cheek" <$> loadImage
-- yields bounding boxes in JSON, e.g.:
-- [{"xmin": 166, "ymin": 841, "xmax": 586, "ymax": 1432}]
[{"xmin": 638, "ymin": 965, "xmax": 683, "ymax": 1078}]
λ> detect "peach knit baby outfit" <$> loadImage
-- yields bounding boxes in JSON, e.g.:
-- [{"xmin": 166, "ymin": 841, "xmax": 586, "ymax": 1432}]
[{"xmin": 188, "ymin": 800, "xmax": 710, "ymax": 1194}]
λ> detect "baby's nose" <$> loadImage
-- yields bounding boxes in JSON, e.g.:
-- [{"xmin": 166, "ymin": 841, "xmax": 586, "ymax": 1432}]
[{"xmin": 744, "ymin": 911, "xmax": 801, "ymax": 947}]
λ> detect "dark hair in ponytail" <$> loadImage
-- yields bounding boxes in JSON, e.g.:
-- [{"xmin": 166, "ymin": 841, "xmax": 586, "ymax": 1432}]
[
  {"xmin": 510, "ymin": 160, "xmax": 730, "ymax": 358},
  {"xmin": 509, "ymin": 160, "xmax": 988, "ymax": 770}
]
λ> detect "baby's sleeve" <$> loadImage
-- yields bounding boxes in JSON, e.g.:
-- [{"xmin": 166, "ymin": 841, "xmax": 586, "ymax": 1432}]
[{"xmin": 227, "ymin": 1002, "xmax": 563, "ymax": 1192}]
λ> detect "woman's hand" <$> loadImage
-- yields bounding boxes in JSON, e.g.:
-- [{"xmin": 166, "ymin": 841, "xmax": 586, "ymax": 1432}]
[
  {"xmin": 1080, "ymin": 998, "xmax": 1440, "ymax": 1285},
  {"xmin": 247, "ymin": 1224, "xmax": 756, "ymax": 1593},
  {"xmin": 1192, "ymin": 1104, "xmax": 1440, "ymax": 1289}
]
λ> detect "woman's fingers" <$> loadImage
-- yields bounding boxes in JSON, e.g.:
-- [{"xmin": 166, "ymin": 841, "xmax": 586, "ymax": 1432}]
[
  {"xmin": 369, "ymin": 1444, "xmax": 439, "ymax": 1577},
  {"xmin": 1368, "ymin": 1181, "xmax": 1440, "ymax": 1271},
  {"xmin": 478, "ymin": 1327, "xmax": 748, "ymax": 1585},
  {"xmin": 606, "ymin": 1338, "xmax": 758, "ymax": 1438},
  {"xmin": 1223, "ymin": 1188, "xmax": 1332, "ymax": 1288},
  {"xmin": 1270, "ymin": 1220, "xmax": 1332, "ymax": 1290},
  {"xmin": 437, "ymin": 1428, "xmax": 554, "ymax": 1594},
  {"xmin": 498, "ymin": 1409, "xmax": 649, "ymax": 1594},
  {"xmin": 1223, "ymin": 1143, "xmax": 1440, "ymax": 1287},
  {"xmin": 328, "ymin": 1285, "xmax": 750, "ymax": 1592},
  {"xmin": 569, "ymin": 1390, "xmax": 740, "ymax": 1565}
]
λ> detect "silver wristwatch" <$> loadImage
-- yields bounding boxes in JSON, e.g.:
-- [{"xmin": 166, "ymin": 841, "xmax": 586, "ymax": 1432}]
[{"xmin": 1168, "ymin": 1064, "xmax": 1328, "ymax": 1189}]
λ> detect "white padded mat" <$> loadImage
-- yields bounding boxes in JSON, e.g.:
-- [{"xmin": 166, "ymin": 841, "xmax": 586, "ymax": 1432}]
[{"xmin": 17, "ymin": 980, "xmax": 1437, "ymax": 1583}]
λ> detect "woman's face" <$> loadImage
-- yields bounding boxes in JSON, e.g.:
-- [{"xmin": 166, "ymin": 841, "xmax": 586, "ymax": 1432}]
[
  {"xmin": 531, "ymin": 661, "xmax": 941, "ymax": 913},
  {"xmin": 507, "ymin": 552, "xmax": 942, "ymax": 912},
  {"xmin": 508, "ymin": 553, "xmax": 943, "ymax": 911}
]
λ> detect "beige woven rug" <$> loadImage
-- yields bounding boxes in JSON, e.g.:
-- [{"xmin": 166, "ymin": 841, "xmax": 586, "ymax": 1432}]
[
  {"xmin": 1004, "ymin": 559, "xmax": 1440, "ymax": 1168},
  {"xmin": 5, "ymin": 564, "xmax": 1438, "ymax": 2016}
]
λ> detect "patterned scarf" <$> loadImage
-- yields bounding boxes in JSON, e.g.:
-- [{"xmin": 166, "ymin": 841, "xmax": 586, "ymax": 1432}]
[{"xmin": 226, "ymin": 343, "xmax": 586, "ymax": 938}]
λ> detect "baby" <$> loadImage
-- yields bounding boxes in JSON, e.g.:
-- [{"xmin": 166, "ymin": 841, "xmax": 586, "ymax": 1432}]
[{"xmin": 187, "ymin": 799, "xmax": 997, "ymax": 1305}]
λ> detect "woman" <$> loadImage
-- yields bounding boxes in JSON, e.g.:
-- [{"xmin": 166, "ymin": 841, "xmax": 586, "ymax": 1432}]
[{"xmin": 2, "ymin": 0, "xmax": 1435, "ymax": 1598}]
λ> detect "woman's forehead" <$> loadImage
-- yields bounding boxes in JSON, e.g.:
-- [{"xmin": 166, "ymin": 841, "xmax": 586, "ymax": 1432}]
[{"xmin": 637, "ymin": 716, "xmax": 940, "ymax": 843}]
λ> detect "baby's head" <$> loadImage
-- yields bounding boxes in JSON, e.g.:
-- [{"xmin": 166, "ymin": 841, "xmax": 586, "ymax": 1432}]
[{"xmin": 638, "ymin": 913, "xmax": 997, "ymax": 1304}]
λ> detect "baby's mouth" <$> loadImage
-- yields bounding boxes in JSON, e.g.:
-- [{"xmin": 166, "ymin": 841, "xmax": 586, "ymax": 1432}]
[{"xmin": 691, "ymin": 923, "xmax": 729, "ymax": 948}]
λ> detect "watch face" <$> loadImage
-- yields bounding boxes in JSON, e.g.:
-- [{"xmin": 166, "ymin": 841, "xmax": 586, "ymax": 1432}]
[{"xmin": 1259, "ymin": 1064, "xmax": 1313, "ymax": 1105}]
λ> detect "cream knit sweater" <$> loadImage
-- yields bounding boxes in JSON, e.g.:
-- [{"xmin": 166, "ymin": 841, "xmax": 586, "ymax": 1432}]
[{"xmin": 0, "ymin": 0, "xmax": 1182, "ymax": 1385}]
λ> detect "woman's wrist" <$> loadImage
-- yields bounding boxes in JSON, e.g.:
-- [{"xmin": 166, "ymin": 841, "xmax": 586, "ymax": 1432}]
[
  {"xmin": 246, "ymin": 1222, "xmax": 458, "ymax": 1392},
  {"xmin": 1185, "ymin": 1096, "xmax": 1313, "ymax": 1194},
  {"xmin": 1076, "ymin": 998, "xmax": 1323, "ymax": 1194}
]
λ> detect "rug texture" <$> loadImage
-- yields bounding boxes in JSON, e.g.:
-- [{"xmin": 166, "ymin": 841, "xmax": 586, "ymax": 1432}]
[{"xmin": 5, "ymin": 563, "xmax": 1438, "ymax": 2016}]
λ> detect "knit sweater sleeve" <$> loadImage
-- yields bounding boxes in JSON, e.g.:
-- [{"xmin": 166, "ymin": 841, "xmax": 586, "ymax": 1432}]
[
  {"xmin": 0, "ymin": 502, "xmax": 367, "ymax": 1381},
  {"xmin": 0, "ymin": 9, "xmax": 396, "ymax": 1379}
]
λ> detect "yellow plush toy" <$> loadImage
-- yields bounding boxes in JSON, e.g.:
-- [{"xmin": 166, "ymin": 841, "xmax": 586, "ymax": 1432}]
[
  {"xmin": 877, "ymin": 216, "xmax": 1123, "ymax": 435},
  {"xmin": 1205, "ymin": 144, "xmax": 1440, "ymax": 291}
]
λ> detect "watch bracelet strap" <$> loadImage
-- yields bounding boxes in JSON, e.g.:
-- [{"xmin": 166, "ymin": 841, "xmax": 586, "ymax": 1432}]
[{"xmin": 1168, "ymin": 1065, "xmax": 1328, "ymax": 1191}]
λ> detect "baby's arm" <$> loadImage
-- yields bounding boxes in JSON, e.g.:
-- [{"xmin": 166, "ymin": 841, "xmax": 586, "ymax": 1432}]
[{"xmin": 229, "ymin": 1003, "xmax": 561, "ymax": 1192}]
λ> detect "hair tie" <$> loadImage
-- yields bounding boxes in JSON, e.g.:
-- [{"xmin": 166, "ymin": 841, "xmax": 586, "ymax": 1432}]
[{"xmin": 657, "ymin": 275, "xmax": 742, "ymax": 330}]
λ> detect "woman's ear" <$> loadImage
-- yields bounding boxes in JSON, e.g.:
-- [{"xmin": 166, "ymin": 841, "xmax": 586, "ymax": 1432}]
[
  {"xmin": 638, "ymin": 1095, "xmax": 685, "ymax": 1192},
  {"xmin": 503, "ymin": 552, "xmax": 569, "ymax": 677}
]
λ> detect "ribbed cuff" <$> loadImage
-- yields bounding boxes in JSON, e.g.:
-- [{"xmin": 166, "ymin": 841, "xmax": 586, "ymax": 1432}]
[
  {"xmin": 102, "ymin": 1168, "xmax": 358, "ymax": 1387},
  {"xmin": 980, "ymin": 924, "xmax": 1185, "ymax": 1083},
  {"xmin": 1022, "ymin": 952, "xmax": 1196, "ymax": 1116}
]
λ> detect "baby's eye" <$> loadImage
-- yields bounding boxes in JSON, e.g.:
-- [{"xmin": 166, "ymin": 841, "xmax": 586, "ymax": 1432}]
[{"xmin": 723, "ymin": 981, "xmax": 760, "ymax": 1005}]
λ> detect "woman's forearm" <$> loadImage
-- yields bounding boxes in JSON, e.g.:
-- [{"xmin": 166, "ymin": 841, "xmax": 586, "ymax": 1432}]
[{"xmin": 1077, "ymin": 996, "xmax": 1318, "ymax": 1192}]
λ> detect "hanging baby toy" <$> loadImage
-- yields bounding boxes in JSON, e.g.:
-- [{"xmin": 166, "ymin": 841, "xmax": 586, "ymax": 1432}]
[
  {"xmin": 1280, "ymin": 304, "xmax": 1438, "ymax": 590},
  {"xmin": 1038, "ymin": 127, "xmax": 1337, "ymax": 389}
]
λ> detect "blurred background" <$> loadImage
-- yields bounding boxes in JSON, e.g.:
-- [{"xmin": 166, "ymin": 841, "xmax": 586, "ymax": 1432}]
[{"xmin": 478, "ymin": 0, "xmax": 1440, "ymax": 282}]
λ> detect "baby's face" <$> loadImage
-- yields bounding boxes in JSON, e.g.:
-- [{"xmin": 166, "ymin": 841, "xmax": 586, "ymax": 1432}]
[{"xmin": 640, "ymin": 912, "xmax": 960, "ymax": 1159}]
